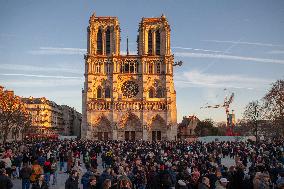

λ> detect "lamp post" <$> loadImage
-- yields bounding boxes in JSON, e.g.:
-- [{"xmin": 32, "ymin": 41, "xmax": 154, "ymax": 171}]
[
  {"xmin": 254, "ymin": 105, "xmax": 259, "ymax": 144},
  {"xmin": 251, "ymin": 100, "xmax": 260, "ymax": 144}
]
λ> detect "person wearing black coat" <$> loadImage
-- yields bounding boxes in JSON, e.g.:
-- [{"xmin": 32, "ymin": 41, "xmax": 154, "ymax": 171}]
[
  {"xmin": 65, "ymin": 170, "xmax": 80, "ymax": 189},
  {"xmin": 31, "ymin": 174, "xmax": 49, "ymax": 189},
  {"xmin": 20, "ymin": 163, "xmax": 33, "ymax": 189},
  {"xmin": 0, "ymin": 168, "xmax": 13, "ymax": 189},
  {"xmin": 88, "ymin": 176, "xmax": 99, "ymax": 189}
]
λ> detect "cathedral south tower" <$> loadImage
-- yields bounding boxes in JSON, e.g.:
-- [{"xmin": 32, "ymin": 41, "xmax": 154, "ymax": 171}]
[{"xmin": 82, "ymin": 13, "xmax": 177, "ymax": 141}]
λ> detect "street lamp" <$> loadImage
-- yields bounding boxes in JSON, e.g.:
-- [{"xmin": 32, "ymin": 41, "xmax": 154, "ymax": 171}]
[{"xmin": 254, "ymin": 105, "xmax": 259, "ymax": 144}]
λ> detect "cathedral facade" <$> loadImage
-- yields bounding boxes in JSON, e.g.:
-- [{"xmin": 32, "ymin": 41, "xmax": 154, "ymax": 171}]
[{"xmin": 81, "ymin": 13, "xmax": 177, "ymax": 141}]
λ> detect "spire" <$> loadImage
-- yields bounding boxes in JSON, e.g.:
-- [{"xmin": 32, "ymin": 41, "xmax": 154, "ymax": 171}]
[{"xmin": 127, "ymin": 36, "xmax": 129, "ymax": 55}]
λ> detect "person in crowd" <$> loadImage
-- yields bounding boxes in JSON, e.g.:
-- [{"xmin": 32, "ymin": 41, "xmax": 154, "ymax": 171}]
[
  {"xmin": 20, "ymin": 162, "xmax": 32, "ymax": 189},
  {"xmin": 118, "ymin": 178, "xmax": 132, "ymax": 189},
  {"xmin": 1, "ymin": 154, "xmax": 12, "ymax": 177},
  {"xmin": 81, "ymin": 164, "xmax": 95, "ymax": 189},
  {"xmin": 102, "ymin": 179, "xmax": 112, "ymax": 189},
  {"xmin": 65, "ymin": 170, "xmax": 79, "ymax": 189},
  {"xmin": 99, "ymin": 168, "xmax": 113, "ymax": 188},
  {"xmin": 50, "ymin": 157, "xmax": 58, "ymax": 185},
  {"xmin": 13, "ymin": 152, "xmax": 23, "ymax": 178},
  {"xmin": 88, "ymin": 176, "xmax": 99, "ymax": 189},
  {"xmin": 43, "ymin": 158, "xmax": 51, "ymax": 186},
  {"xmin": 215, "ymin": 178, "xmax": 229, "ymax": 189},
  {"xmin": 31, "ymin": 174, "xmax": 49, "ymax": 189},
  {"xmin": 276, "ymin": 171, "xmax": 284, "ymax": 189},
  {"xmin": 0, "ymin": 168, "xmax": 13, "ymax": 189},
  {"xmin": 30, "ymin": 161, "xmax": 43, "ymax": 184},
  {"xmin": 198, "ymin": 177, "xmax": 210, "ymax": 189}
]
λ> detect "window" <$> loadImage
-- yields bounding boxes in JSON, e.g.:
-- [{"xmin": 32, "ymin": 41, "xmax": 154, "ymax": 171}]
[
  {"xmin": 106, "ymin": 63, "xmax": 111, "ymax": 74},
  {"xmin": 149, "ymin": 88, "xmax": 154, "ymax": 98},
  {"xmin": 135, "ymin": 61, "xmax": 139, "ymax": 73},
  {"xmin": 97, "ymin": 87, "xmax": 102, "ymax": 98},
  {"xmin": 106, "ymin": 28, "xmax": 111, "ymax": 54},
  {"xmin": 156, "ymin": 87, "xmax": 164, "ymax": 98},
  {"xmin": 97, "ymin": 29, "xmax": 103, "ymax": 55},
  {"xmin": 120, "ymin": 63, "xmax": 124, "ymax": 73},
  {"xmin": 95, "ymin": 64, "xmax": 101, "ymax": 73},
  {"xmin": 156, "ymin": 62, "xmax": 161, "ymax": 74},
  {"xmin": 148, "ymin": 30, "xmax": 152, "ymax": 55},
  {"xmin": 105, "ymin": 87, "xmax": 111, "ymax": 98},
  {"xmin": 129, "ymin": 62, "xmax": 135, "ymax": 73},
  {"xmin": 121, "ymin": 61, "xmax": 137, "ymax": 73},
  {"xmin": 124, "ymin": 62, "xmax": 129, "ymax": 73},
  {"xmin": 155, "ymin": 30, "xmax": 160, "ymax": 55},
  {"xmin": 149, "ymin": 63, "xmax": 153, "ymax": 74}
]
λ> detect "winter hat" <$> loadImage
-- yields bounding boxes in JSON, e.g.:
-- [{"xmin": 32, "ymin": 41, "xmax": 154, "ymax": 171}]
[
  {"xmin": 178, "ymin": 180, "xmax": 187, "ymax": 186},
  {"xmin": 220, "ymin": 178, "xmax": 229, "ymax": 183}
]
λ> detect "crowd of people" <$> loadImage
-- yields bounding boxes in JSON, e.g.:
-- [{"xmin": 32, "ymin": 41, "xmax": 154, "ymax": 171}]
[{"xmin": 0, "ymin": 138, "xmax": 283, "ymax": 189}]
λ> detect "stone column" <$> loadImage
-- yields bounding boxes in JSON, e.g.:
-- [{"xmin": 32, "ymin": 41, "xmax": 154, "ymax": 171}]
[
  {"xmin": 102, "ymin": 29, "xmax": 106, "ymax": 55},
  {"xmin": 152, "ymin": 29, "xmax": 156, "ymax": 55}
]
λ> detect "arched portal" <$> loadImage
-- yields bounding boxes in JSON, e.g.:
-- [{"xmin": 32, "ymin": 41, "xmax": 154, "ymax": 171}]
[
  {"xmin": 149, "ymin": 114, "xmax": 166, "ymax": 141},
  {"xmin": 118, "ymin": 112, "xmax": 142, "ymax": 141},
  {"xmin": 92, "ymin": 115, "xmax": 112, "ymax": 140}
]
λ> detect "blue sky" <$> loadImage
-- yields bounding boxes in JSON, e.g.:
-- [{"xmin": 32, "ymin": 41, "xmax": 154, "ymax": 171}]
[{"xmin": 0, "ymin": 0, "xmax": 283, "ymax": 122}]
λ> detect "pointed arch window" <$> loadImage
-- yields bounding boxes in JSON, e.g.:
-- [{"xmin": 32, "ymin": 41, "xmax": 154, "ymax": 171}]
[
  {"xmin": 155, "ymin": 30, "xmax": 160, "ymax": 55},
  {"xmin": 97, "ymin": 29, "xmax": 103, "ymax": 55},
  {"xmin": 156, "ymin": 62, "xmax": 161, "ymax": 74},
  {"xmin": 95, "ymin": 64, "xmax": 101, "ymax": 73},
  {"xmin": 124, "ymin": 62, "xmax": 130, "ymax": 73},
  {"xmin": 149, "ymin": 88, "xmax": 154, "ymax": 98},
  {"xmin": 106, "ymin": 63, "xmax": 111, "ymax": 74},
  {"xmin": 149, "ymin": 63, "xmax": 153, "ymax": 74},
  {"xmin": 156, "ymin": 87, "xmax": 164, "ymax": 98},
  {"xmin": 97, "ymin": 87, "xmax": 102, "ymax": 98},
  {"xmin": 148, "ymin": 30, "xmax": 152, "ymax": 55},
  {"xmin": 105, "ymin": 87, "xmax": 111, "ymax": 98},
  {"xmin": 106, "ymin": 28, "xmax": 111, "ymax": 55}
]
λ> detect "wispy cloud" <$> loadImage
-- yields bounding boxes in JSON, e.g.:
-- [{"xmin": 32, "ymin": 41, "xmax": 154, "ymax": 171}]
[
  {"xmin": 204, "ymin": 40, "xmax": 284, "ymax": 48},
  {"xmin": 172, "ymin": 46, "xmax": 227, "ymax": 54},
  {"xmin": 0, "ymin": 64, "xmax": 83, "ymax": 74},
  {"xmin": 175, "ymin": 70, "xmax": 272, "ymax": 90},
  {"xmin": 28, "ymin": 47, "xmax": 87, "ymax": 55},
  {"xmin": 268, "ymin": 50, "xmax": 284, "ymax": 54},
  {"xmin": 1, "ymin": 77, "xmax": 83, "ymax": 88},
  {"xmin": 1, "ymin": 73, "xmax": 83, "ymax": 79},
  {"xmin": 175, "ymin": 52, "xmax": 284, "ymax": 65}
]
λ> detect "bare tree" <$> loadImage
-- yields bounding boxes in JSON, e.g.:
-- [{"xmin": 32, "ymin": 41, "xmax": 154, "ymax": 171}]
[
  {"xmin": 263, "ymin": 79, "xmax": 284, "ymax": 137},
  {"xmin": 243, "ymin": 100, "xmax": 264, "ymax": 142}
]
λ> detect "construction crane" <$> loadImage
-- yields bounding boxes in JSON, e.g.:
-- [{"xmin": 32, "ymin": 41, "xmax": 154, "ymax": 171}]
[{"xmin": 200, "ymin": 92, "xmax": 236, "ymax": 136}]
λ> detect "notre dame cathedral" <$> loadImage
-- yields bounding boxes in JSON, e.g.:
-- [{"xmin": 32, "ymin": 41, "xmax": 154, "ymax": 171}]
[{"xmin": 81, "ymin": 12, "xmax": 177, "ymax": 141}]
